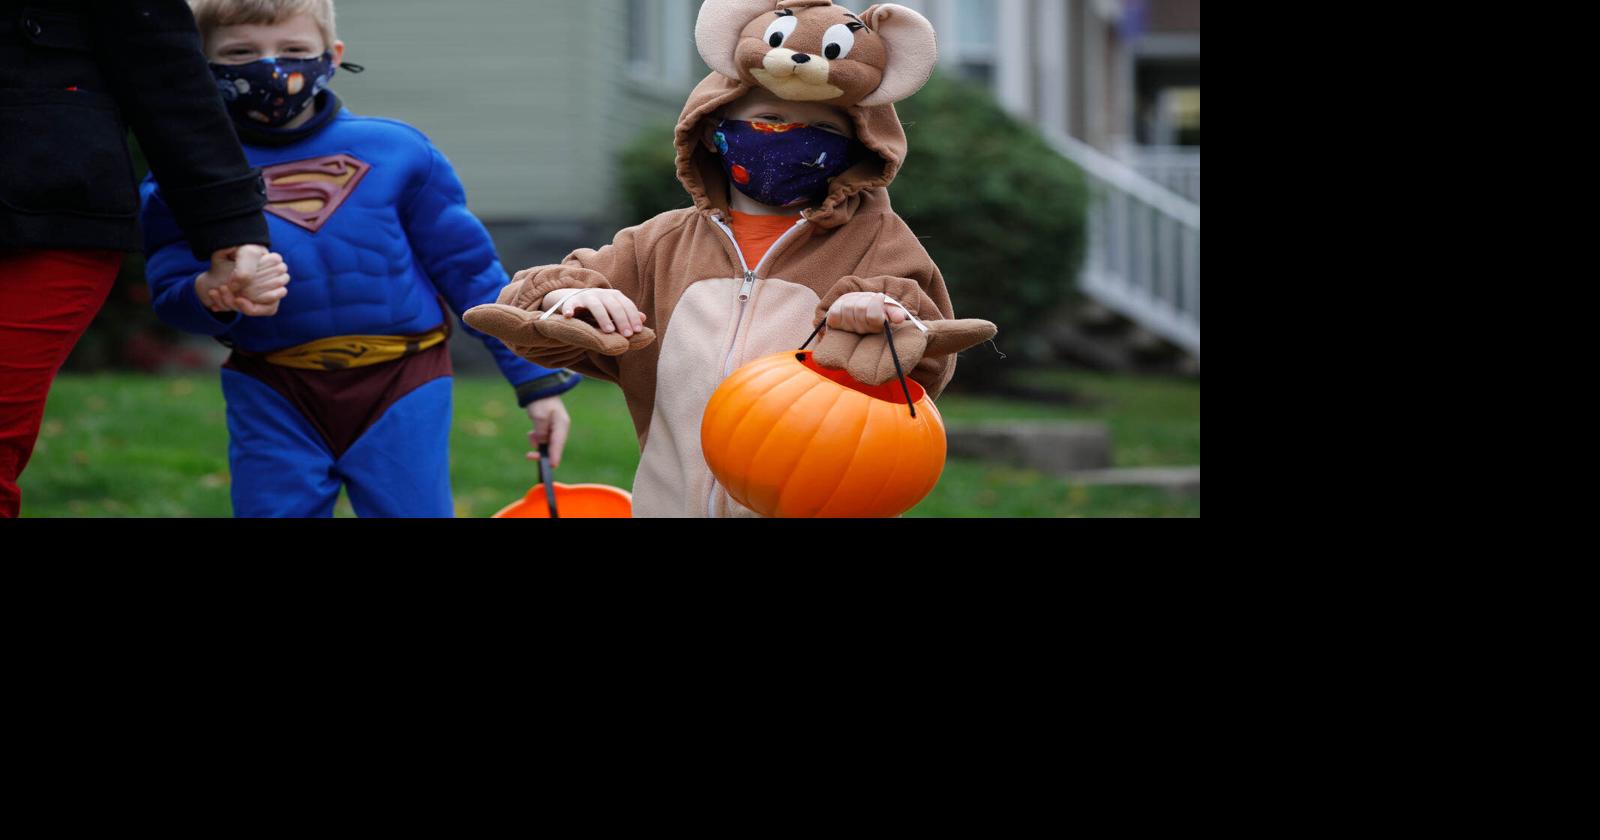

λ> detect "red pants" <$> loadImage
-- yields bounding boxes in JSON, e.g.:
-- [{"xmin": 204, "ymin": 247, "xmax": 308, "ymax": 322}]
[{"xmin": 0, "ymin": 249, "xmax": 123, "ymax": 518}]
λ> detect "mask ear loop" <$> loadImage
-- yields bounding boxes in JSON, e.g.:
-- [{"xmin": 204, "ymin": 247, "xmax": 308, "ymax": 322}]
[{"xmin": 314, "ymin": 48, "xmax": 361, "ymax": 73}]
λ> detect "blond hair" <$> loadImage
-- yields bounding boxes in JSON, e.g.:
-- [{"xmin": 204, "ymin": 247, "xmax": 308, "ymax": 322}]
[{"xmin": 189, "ymin": 0, "xmax": 338, "ymax": 47}]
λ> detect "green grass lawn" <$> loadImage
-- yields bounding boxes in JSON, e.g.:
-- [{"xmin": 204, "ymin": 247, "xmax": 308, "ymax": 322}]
[
  {"xmin": 938, "ymin": 368, "xmax": 1201, "ymax": 468},
  {"xmin": 21, "ymin": 370, "xmax": 1198, "ymax": 518}
]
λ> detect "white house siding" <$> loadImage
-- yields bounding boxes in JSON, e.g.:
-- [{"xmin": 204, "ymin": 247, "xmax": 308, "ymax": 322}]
[{"xmin": 332, "ymin": 0, "xmax": 697, "ymax": 225}]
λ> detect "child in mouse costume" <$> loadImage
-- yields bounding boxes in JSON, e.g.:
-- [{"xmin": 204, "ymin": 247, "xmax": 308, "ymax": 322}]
[{"xmin": 466, "ymin": 0, "xmax": 996, "ymax": 518}]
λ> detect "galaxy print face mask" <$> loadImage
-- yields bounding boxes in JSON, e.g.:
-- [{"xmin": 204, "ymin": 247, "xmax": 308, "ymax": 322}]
[
  {"xmin": 712, "ymin": 119, "xmax": 860, "ymax": 208},
  {"xmin": 210, "ymin": 53, "xmax": 336, "ymax": 127}
]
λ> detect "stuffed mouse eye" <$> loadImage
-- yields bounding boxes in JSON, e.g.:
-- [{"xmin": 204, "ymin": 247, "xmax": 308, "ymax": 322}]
[
  {"xmin": 822, "ymin": 23, "xmax": 856, "ymax": 60},
  {"xmin": 764, "ymin": 16, "xmax": 799, "ymax": 49}
]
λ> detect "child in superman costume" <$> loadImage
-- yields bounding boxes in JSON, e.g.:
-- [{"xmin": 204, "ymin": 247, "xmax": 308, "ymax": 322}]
[{"xmin": 140, "ymin": 1, "xmax": 579, "ymax": 518}]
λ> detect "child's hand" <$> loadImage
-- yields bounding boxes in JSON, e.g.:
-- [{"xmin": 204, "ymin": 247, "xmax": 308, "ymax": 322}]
[
  {"xmin": 211, "ymin": 251, "xmax": 291, "ymax": 317},
  {"xmin": 465, "ymin": 280, "xmax": 655, "ymax": 359},
  {"xmin": 826, "ymin": 292, "xmax": 909, "ymax": 335},
  {"xmin": 196, "ymin": 244, "xmax": 265, "ymax": 313},
  {"xmin": 542, "ymin": 289, "xmax": 647, "ymax": 338},
  {"xmin": 525, "ymin": 396, "xmax": 572, "ymax": 469},
  {"xmin": 815, "ymin": 315, "xmax": 999, "ymax": 387},
  {"xmin": 197, "ymin": 246, "xmax": 291, "ymax": 317}
]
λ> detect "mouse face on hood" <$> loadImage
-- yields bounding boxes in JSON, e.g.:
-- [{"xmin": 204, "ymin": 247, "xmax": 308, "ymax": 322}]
[{"xmin": 696, "ymin": 0, "xmax": 938, "ymax": 109}]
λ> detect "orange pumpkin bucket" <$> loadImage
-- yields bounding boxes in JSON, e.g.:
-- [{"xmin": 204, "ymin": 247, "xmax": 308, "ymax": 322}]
[
  {"xmin": 492, "ymin": 442, "xmax": 633, "ymax": 518},
  {"xmin": 492, "ymin": 483, "xmax": 633, "ymax": 519},
  {"xmin": 701, "ymin": 338, "xmax": 946, "ymax": 519}
]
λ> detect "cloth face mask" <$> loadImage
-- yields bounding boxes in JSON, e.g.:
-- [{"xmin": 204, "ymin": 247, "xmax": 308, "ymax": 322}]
[
  {"xmin": 210, "ymin": 53, "xmax": 337, "ymax": 127},
  {"xmin": 713, "ymin": 119, "xmax": 860, "ymax": 208}
]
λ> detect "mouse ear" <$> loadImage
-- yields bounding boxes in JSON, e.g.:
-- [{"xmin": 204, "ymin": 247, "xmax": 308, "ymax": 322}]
[
  {"xmin": 696, "ymin": 0, "xmax": 782, "ymax": 82},
  {"xmin": 857, "ymin": 4, "xmax": 939, "ymax": 107}
]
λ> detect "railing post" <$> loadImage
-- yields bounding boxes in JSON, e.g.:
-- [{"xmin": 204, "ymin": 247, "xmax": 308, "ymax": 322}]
[
  {"xmin": 1185, "ymin": 228, "xmax": 1200, "ymax": 322},
  {"xmin": 1046, "ymin": 132, "xmax": 1199, "ymax": 359}
]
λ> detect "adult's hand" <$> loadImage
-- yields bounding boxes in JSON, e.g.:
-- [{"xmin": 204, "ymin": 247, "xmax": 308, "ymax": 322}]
[{"xmin": 196, "ymin": 244, "xmax": 278, "ymax": 316}]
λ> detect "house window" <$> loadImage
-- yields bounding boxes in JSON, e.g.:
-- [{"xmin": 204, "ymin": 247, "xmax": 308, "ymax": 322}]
[
  {"xmin": 626, "ymin": 0, "xmax": 658, "ymax": 79},
  {"xmin": 1135, "ymin": 58, "xmax": 1201, "ymax": 147},
  {"xmin": 952, "ymin": 0, "xmax": 998, "ymax": 87},
  {"xmin": 626, "ymin": 0, "xmax": 695, "ymax": 88},
  {"xmin": 1155, "ymin": 86, "xmax": 1200, "ymax": 146}
]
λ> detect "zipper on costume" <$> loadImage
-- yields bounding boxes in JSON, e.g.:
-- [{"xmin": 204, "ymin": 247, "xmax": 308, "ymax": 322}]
[
  {"xmin": 710, "ymin": 216, "xmax": 754, "ymax": 379},
  {"xmin": 708, "ymin": 215, "xmax": 756, "ymax": 519},
  {"xmin": 707, "ymin": 214, "xmax": 807, "ymax": 518},
  {"xmin": 751, "ymin": 219, "xmax": 807, "ymax": 282},
  {"xmin": 713, "ymin": 217, "xmax": 807, "ymax": 380},
  {"xmin": 712, "ymin": 216, "xmax": 751, "ymax": 279}
]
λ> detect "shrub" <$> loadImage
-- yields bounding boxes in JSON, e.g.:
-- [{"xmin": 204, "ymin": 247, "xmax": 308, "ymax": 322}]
[
  {"xmin": 618, "ymin": 120, "xmax": 693, "ymax": 226},
  {"xmin": 890, "ymin": 74, "xmax": 1087, "ymax": 376}
]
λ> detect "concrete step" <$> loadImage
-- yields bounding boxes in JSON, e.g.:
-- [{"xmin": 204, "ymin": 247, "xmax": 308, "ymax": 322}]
[
  {"xmin": 947, "ymin": 423, "xmax": 1198, "ymax": 497},
  {"xmin": 947, "ymin": 422, "xmax": 1113, "ymax": 474},
  {"xmin": 1067, "ymin": 467, "xmax": 1200, "ymax": 497},
  {"xmin": 1045, "ymin": 296, "xmax": 1199, "ymax": 376},
  {"xmin": 1075, "ymin": 300, "xmax": 1124, "ymax": 329}
]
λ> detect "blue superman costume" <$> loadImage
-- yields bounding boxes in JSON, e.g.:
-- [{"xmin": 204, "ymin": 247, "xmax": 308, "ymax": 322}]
[{"xmin": 140, "ymin": 90, "xmax": 579, "ymax": 518}]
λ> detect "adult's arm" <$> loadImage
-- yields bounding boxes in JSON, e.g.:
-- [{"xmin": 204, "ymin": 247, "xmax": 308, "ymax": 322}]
[
  {"xmin": 140, "ymin": 181, "xmax": 241, "ymax": 336},
  {"xmin": 89, "ymin": 0, "xmax": 269, "ymax": 259}
]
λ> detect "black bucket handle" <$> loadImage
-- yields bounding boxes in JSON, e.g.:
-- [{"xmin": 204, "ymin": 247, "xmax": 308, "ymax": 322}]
[
  {"xmin": 799, "ymin": 321, "xmax": 917, "ymax": 419},
  {"xmin": 538, "ymin": 443, "xmax": 559, "ymax": 519}
]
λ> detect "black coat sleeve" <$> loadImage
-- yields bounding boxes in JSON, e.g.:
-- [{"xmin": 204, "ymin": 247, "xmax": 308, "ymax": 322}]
[{"xmin": 89, "ymin": 0, "xmax": 269, "ymax": 260}]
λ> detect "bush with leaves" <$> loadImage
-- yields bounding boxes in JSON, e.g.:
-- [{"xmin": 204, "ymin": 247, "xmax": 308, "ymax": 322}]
[
  {"xmin": 618, "ymin": 121, "xmax": 694, "ymax": 226},
  {"xmin": 616, "ymin": 73, "xmax": 1088, "ymax": 387},
  {"xmin": 891, "ymin": 74, "xmax": 1087, "ymax": 374}
]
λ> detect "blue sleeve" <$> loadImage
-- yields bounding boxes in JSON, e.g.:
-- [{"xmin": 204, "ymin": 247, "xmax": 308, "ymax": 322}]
[
  {"xmin": 399, "ymin": 143, "xmax": 581, "ymax": 405},
  {"xmin": 140, "ymin": 178, "xmax": 243, "ymax": 337}
]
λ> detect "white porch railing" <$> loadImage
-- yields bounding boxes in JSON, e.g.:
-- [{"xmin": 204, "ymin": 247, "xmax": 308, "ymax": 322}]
[
  {"xmin": 1047, "ymin": 133, "xmax": 1200, "ymax": 359},
  {"xmin": 1126, "ymin": 146, "xmax": 1201, "ymax": 205}
]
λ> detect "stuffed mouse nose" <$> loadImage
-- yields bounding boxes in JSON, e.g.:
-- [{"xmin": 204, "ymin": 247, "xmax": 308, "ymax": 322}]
[{"xmin": 792, "ymin": 53, "xmax": 811, "ymax": 64}]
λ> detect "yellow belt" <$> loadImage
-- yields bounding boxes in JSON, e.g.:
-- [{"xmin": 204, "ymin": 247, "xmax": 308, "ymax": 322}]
[{"xmin": 261, "ymin": 324, "xmax": 450, "ymax": 371}]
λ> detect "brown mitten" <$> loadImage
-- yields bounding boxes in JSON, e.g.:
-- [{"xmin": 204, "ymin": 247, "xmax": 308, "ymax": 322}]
[
  {"xmin": 464, "ymin": 303, "xmax": 656, "ymax": 360},
  {"xmin": 814, "ymin": 318, "xmax": 998, "ymax": 386}
]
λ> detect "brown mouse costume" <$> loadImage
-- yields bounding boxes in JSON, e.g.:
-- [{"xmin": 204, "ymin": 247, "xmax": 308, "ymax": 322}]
[{"xmin": 466, "ymin": 0, "xmax": 995, "ymax": 518}]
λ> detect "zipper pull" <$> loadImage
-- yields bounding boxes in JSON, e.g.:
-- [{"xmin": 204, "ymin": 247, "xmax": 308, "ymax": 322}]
[{"xmin": 738, "ymin": 270, "xmax": 756, "ymax": 302}]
